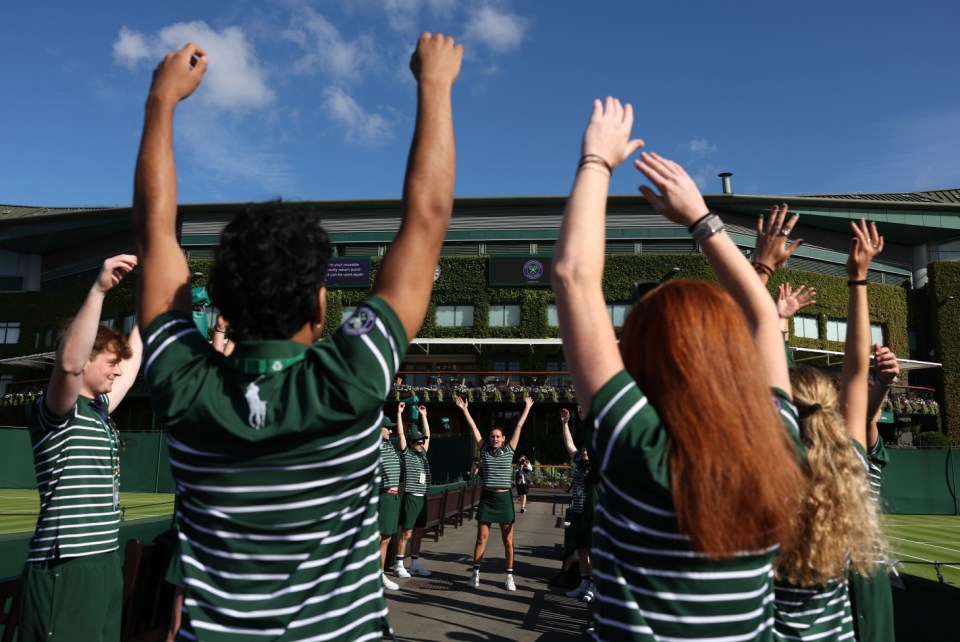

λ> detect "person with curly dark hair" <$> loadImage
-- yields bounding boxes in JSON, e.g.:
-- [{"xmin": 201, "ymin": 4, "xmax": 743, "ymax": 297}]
[{"xmin": 132, "ymin": 33, "xmax": 462, "ymax": 642}]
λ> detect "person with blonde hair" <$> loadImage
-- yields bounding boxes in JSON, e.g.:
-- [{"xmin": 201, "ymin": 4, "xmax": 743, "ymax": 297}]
[
  {"xmin": 769, "ymin": 220, "xmax": 889, "ymax": 641},
  {"xmin": 551, "ymin": 97, "xmax": 806, "ymax": 640}
]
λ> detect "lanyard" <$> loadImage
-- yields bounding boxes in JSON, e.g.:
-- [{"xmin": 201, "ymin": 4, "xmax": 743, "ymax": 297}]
[{"xmin": 90, "ymin": 397, "xmax": 120, "ymax": 475}]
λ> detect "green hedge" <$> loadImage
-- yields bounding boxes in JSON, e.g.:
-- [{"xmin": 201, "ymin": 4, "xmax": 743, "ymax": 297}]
[{"xmin": 928, "ymin": 262, "xmax": 960, "ymax": 442}]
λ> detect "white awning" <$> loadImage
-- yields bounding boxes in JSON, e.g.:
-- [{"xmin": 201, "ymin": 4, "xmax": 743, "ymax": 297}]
[
  {"xmin": 0, "ymin": 351, "xmax": 56, "ymax": 369},
  {"xmin": 409, "ymin": 337, "xmax": 562, "ymax": 354},
  {"xmin": 790, "ymin": 347, "xmax": 941, "ymax": 371}
]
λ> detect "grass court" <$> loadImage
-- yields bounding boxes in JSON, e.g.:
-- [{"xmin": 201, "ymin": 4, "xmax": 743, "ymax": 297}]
[{"xmin": 0, "ymin": 489, "xmax": 175, "ymax": 536}]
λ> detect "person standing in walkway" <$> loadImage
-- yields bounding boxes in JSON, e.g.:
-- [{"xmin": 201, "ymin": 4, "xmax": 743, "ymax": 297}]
[
  {"xmin": 133, "ymin": 34, "xmax": 462, "ymax": 640},
  {"xmin": 457, "ymin": 395, "xmax": 534, "ymax": 591},
  {"xmin": 379, "ymin": 402, "xmax": 406, "ymax": 590},
  {"xmin": 560, "ymin": 407, "xmax": 596, "ymax": 603},
  {"xmin": 395, "ymin": 405, "xmax": 433, "ymax": 578},
  {"xmin": 18, "ymin": 255, "xmax": 142, "ymax": 642},
  {"xmin": 515, "ymin": 455, "xmax": 532, "ymax": 513}
]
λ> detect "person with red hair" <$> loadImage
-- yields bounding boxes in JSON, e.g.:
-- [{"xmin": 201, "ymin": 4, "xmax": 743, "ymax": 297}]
[{"xmin": 552, "ymin": 98, "xmax": 806, "ymax": 640}]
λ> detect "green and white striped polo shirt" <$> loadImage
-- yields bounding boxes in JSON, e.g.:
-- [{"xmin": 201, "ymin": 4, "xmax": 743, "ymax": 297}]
[
  {"xmin": 403, "ymin": 448, "xmax": 431, "ymax": 495},
  {"xmin": 569, "ymin": 452, "xmax": 591, "ymax": 514},
  {"xmin": 143, "ymin": 296, "xmax": 405, "ymax": 642},
  {"xmin": 380, "ymin": 439, "xmax": 402, "ymax": 490},
  {"xmin": 774, "ymin": 579, "xmax": 854, "ymax": 640},
  {"xmin": 26, "ymin": 394, "xmax": 121, "ymax": 562},
  {"xmin": 588, "ymin": 370, "xmax": 801, "ymax": 642},
  {"xmin": 480, "ymin": 443, "xmax": 514, "ymax": 489}
]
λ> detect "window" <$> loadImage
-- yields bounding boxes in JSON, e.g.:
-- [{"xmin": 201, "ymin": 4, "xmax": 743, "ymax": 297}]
[
  {"xmin": 0, "ymin": 322, "xmax": 20, "ymax": 344},
  {"xmin": 489, "ymin": 305, "xmax": 520, "ymax": 327},
  {"xmin": 123, "ymin": 314, "xmax": 137, "ymax": 334},
  {"xmin": 826, "ymin": 319, "xmax": 847, "ymax": 343},
  {"xmin": 492, "ymin": 358, "xmax": 521, "ymax": 373},
  {"xmin": 908, "ymin": 328, "xmax": 918, "ymax": 351},
  {"xmin": 436, "ymin": 305, "xmax": 474, "ymax": 327},
  {"xmin": 545, "ymin": 358, "xmax": 569, "ymax": 387},
  {"xmin": 342, "ymin": 306, "xmax": 357, "ymax": 324},
  {"xmin": 607, "ymin": 304, "xmax": 631, "ymax": 326},
  {"xmin": 44, "ymin": 329, "xmax": 54, "ymax": 348},
  {"xmin": 205, "ymin": 307, "xmax": 220, "ymax": 330},
  {"xmin": 793, "ymin": 314, "xmax": 819, "ymax": 340},
  {"xmin": 0, "ymin": 375, "xmax": 11, "ymax": 396},
  {"xmin": 547, "ymin": 304, "xmax": 559, "ymax": 327},
  {"xmin": 826, "ymin": 320, "xmax": 884, "ymax": 345},
  {"xmin": 870, "ymin": 324, "xmax": 884, "ymax": 346},
  {"xmin": 101, "ymin": 318, "xmax": 115, "ymax": 329}
]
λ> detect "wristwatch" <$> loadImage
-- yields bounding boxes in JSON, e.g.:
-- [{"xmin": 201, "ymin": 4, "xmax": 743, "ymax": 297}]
[{"xmin": 691, "ymin": 213, "xmax": 725, "ymax": 244}]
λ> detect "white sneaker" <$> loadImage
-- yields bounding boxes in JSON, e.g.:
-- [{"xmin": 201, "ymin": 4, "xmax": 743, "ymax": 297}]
[
  {"xmin": 582, "ymin": 583, "xmax": 596, "ymax": 602},
  {"xmin": 467, "ymin": 570, "xmax": 480, "ymax": 588},
  {"xmin": 566, "ymin": 582, "xmax": 588, "ymax": 599},
  {"xmin": 394, "ymin": 564, "xmax": 411, "ymax": 579},
  {"xmin": 504, "ymin": 575, "xmax": 516, "ymax": 591},
  {"xmin": 382, "ymin": 573, "xmax": 400, "ymax": 590},
  {"xmin": 410, "ymin": 561, "xmax": 431, "ymax": 577}
]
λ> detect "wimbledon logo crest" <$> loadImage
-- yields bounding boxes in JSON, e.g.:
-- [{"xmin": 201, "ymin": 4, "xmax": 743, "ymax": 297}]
[{"xmin": 522, "ymin": 259, "xmax": 545, "ymax": 281}]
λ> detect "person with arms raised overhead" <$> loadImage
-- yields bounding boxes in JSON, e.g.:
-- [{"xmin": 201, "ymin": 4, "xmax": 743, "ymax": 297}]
[
  {"xmin": 18, "ymin": 255, "xmax": 142, "ymax": 642},
  {"xmin": 132, "ymin": 34, "xmax": 461, "ymax": 641},
  {"xmin": 551, "ymin": 98, "xmax": 806, "ymax": 640}
]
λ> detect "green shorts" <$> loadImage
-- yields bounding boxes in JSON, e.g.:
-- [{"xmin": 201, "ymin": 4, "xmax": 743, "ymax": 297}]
[
  {"xmin": 400, "ymin": 493, "xmax": 427, "ymax": 530},
  {"xmin": 477, "ymin": 489, "xmax": 515, "ymax": 525},
  {"xmin": 568, "ymin": 509, "xmax": 592, "ymax": 550},
  {"xmin": 18, "ymin": 551, "xmax": 122, "ymax": 642},
  {"xmin": 378, "ymin": 491, "xmax": 401, "ymax": 536}
]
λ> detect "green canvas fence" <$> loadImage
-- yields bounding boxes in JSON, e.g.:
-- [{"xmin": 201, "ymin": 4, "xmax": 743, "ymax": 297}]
[
  {"xmin": 882, "ymin": 448, "xmax": 959, "ymax": 515},
  {"xmin": 0, "ymin": 428, "xmax": 174, "ymax": 493}
]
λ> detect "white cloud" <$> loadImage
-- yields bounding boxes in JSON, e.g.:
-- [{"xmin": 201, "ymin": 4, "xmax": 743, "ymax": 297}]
[
  {"xmin": 175, "ymin": 108, "xmax": 295, "ymax": 198},
  {"xmin": 679, "ymin": 137, "xmax": 717, "ymax": 158},
  {"xmin": 111, "ymin": 21, "xmax": 274, "ymax": 113},
  {"xmin": 691, "ymin": 163, "xmax": 721, "ymax": 191},
  {"xmin": 463, "ymin": 5, "xmax": 526, "ymax": 53},
  {"xmin": 323, "ymin": 87, "xmax": 392, "ymax": 145},
  {"xmin": 112, "ymin": 26, "xmax": 152, "ymax": 70},
  {"xmin": 283, "ymin": 8, "xmax": 377, "ymax": 80}
]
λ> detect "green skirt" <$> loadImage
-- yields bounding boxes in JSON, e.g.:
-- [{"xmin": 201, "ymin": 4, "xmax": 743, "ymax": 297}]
[{"xmin": 477, "ymin": 489, "xmax": 515, "ymax": 525}]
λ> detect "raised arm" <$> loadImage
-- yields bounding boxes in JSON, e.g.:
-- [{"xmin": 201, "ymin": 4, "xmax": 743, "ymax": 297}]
[
  {"xmin": 397, "ymin": 401, "xmax": 407, "ymax": 451},
  {"xmin": 840, "ymin": 220, "xmax": 884, "ymax": 449},
  {"xmin": 456, "ymin": 396, "xmax": 482, "ymax": 446},
  {"xmin": 552, "ymin": 98, "xmax": 645, "ymax": 405},
  {"xmin": 867, "ymin": 345, "xmax": 899, "ymax": 448},
  {"xmin": 105, "ymin": 324, "xmax": 143, "ymax": 410},
  {"xmin": 636, "ymin": 153, "xmax": 791, "ymax": 395},
  {"xmin": 46, "ymin": 255, "xmax": 138, "ymax": 417},
  {"xmin": 560, "ymin": 407, "xmax": 577, "ymax": 459},
  {"xmin": 373, "ymin": 33, "xmax": 462, "ymax": 341},
  {"xmin": 752, "ymin": 205, "xmax": 804, "ymax": 285},
  {"xmin": 133, "ymin": 44, "xmax": 208, "ymax": 332},
  {"xmin": 508, "ymin": 396, "xmax": 534, "ymax": 451},
  {"xmin": 419, "ymin": 405, "xmax": 430, "ymax": 452}
]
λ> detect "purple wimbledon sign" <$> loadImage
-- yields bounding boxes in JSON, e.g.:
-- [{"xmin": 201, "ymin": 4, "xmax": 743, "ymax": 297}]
[{"xmin": 325, "ymin": 258, "xmax": 371, "ymax": 287}]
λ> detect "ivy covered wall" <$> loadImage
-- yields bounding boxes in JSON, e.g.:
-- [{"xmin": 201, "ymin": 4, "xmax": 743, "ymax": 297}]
[{"xmin": 0, "ymin": 254, "xmax": 935, "ymax": 435}]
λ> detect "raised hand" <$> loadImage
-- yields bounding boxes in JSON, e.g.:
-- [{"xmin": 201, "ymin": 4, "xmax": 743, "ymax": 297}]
[
  {"xmin": 874, "ymin": 345, "xmax": 900, "ymax": 385},
  {"xmin": 560, "ymin": 408, "xmax": 570, "ymax": 424},
  {"xmin": 455, "ymin": 396, "xmax": 468, "ymax": 411},
  {"xmin": 776, "ymin": 283, "xmax": 816, "ymax": 320},
  {"xmin": 754, "ymin": 204, "xmax": 804, "ymax": 270},
  {"xmin": 96, "ymin": 255, "xmax": 138, "ymax": 293},
  {"xmin": 523, "ymin": 395, "xmax": 534, "ymax": 410},
  {"xmin": 410, "ymin": 32, "xmax": 462, "ymax": 85},
  {"xmin": 581, "ymin": 97, "xmax": 645, "ymax": 171},
  {"xmin": 418, "ymin": 404, "xmax": 428, "ymax": 418},
  {"xmin": 149, "ymin": 43, "xmax": 207, "ymax": 104},
  {"xmin": 398, "ymin": 401, "xmax": 406, "ymax": 414},
  {"xmin": 847, "ymin": 219, "xmax": 883, "ymax": 279},
  {"xmin": 635, "ymin": 152, "xmax": 709, "ymax": 229}
]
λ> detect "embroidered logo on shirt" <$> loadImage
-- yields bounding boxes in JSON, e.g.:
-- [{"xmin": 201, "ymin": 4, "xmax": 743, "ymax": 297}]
[
  {"xmin": 245, "ymin": 376, "xmax": 268, "ymax": 430},
  {"xmin": 343, "ymin": 305, "xmax": 378, "ymax": 336}
]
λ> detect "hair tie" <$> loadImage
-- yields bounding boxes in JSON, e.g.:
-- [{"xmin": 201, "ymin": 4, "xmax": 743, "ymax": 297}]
[{"xmin": 798, "ymin": 403, "xmax": 823, "ymax": 420}]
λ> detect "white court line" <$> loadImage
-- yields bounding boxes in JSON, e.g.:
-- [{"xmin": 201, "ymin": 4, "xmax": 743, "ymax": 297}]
[
  {"xmin": 890, "ymin": 550, "xmax": 960, "ymax": 574},
  {"xmin": 888, "ymin": 535, "xmax": 960, "ymax": 557}
]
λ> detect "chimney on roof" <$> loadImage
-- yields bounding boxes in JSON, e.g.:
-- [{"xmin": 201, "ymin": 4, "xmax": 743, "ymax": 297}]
[{"xmin": 718, "ymin": 172, "xmax": 733, "ymax": 195}]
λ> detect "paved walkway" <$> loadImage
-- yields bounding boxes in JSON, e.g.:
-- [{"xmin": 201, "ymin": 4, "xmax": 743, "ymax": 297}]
[{"xmin": 384, "ymin": 488, "xmax": 591, "ymax": 641}]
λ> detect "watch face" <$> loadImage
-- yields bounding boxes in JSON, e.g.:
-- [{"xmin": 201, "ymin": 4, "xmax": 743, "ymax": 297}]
[{"xmin": 434, "ymin": 266, "xmax": 441, "ymax": 282}]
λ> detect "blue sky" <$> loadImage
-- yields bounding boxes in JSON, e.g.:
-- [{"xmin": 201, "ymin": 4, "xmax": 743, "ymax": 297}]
[{"xmin": 3, "ymin": 0, "xmax": 959, "ymax": 207}]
